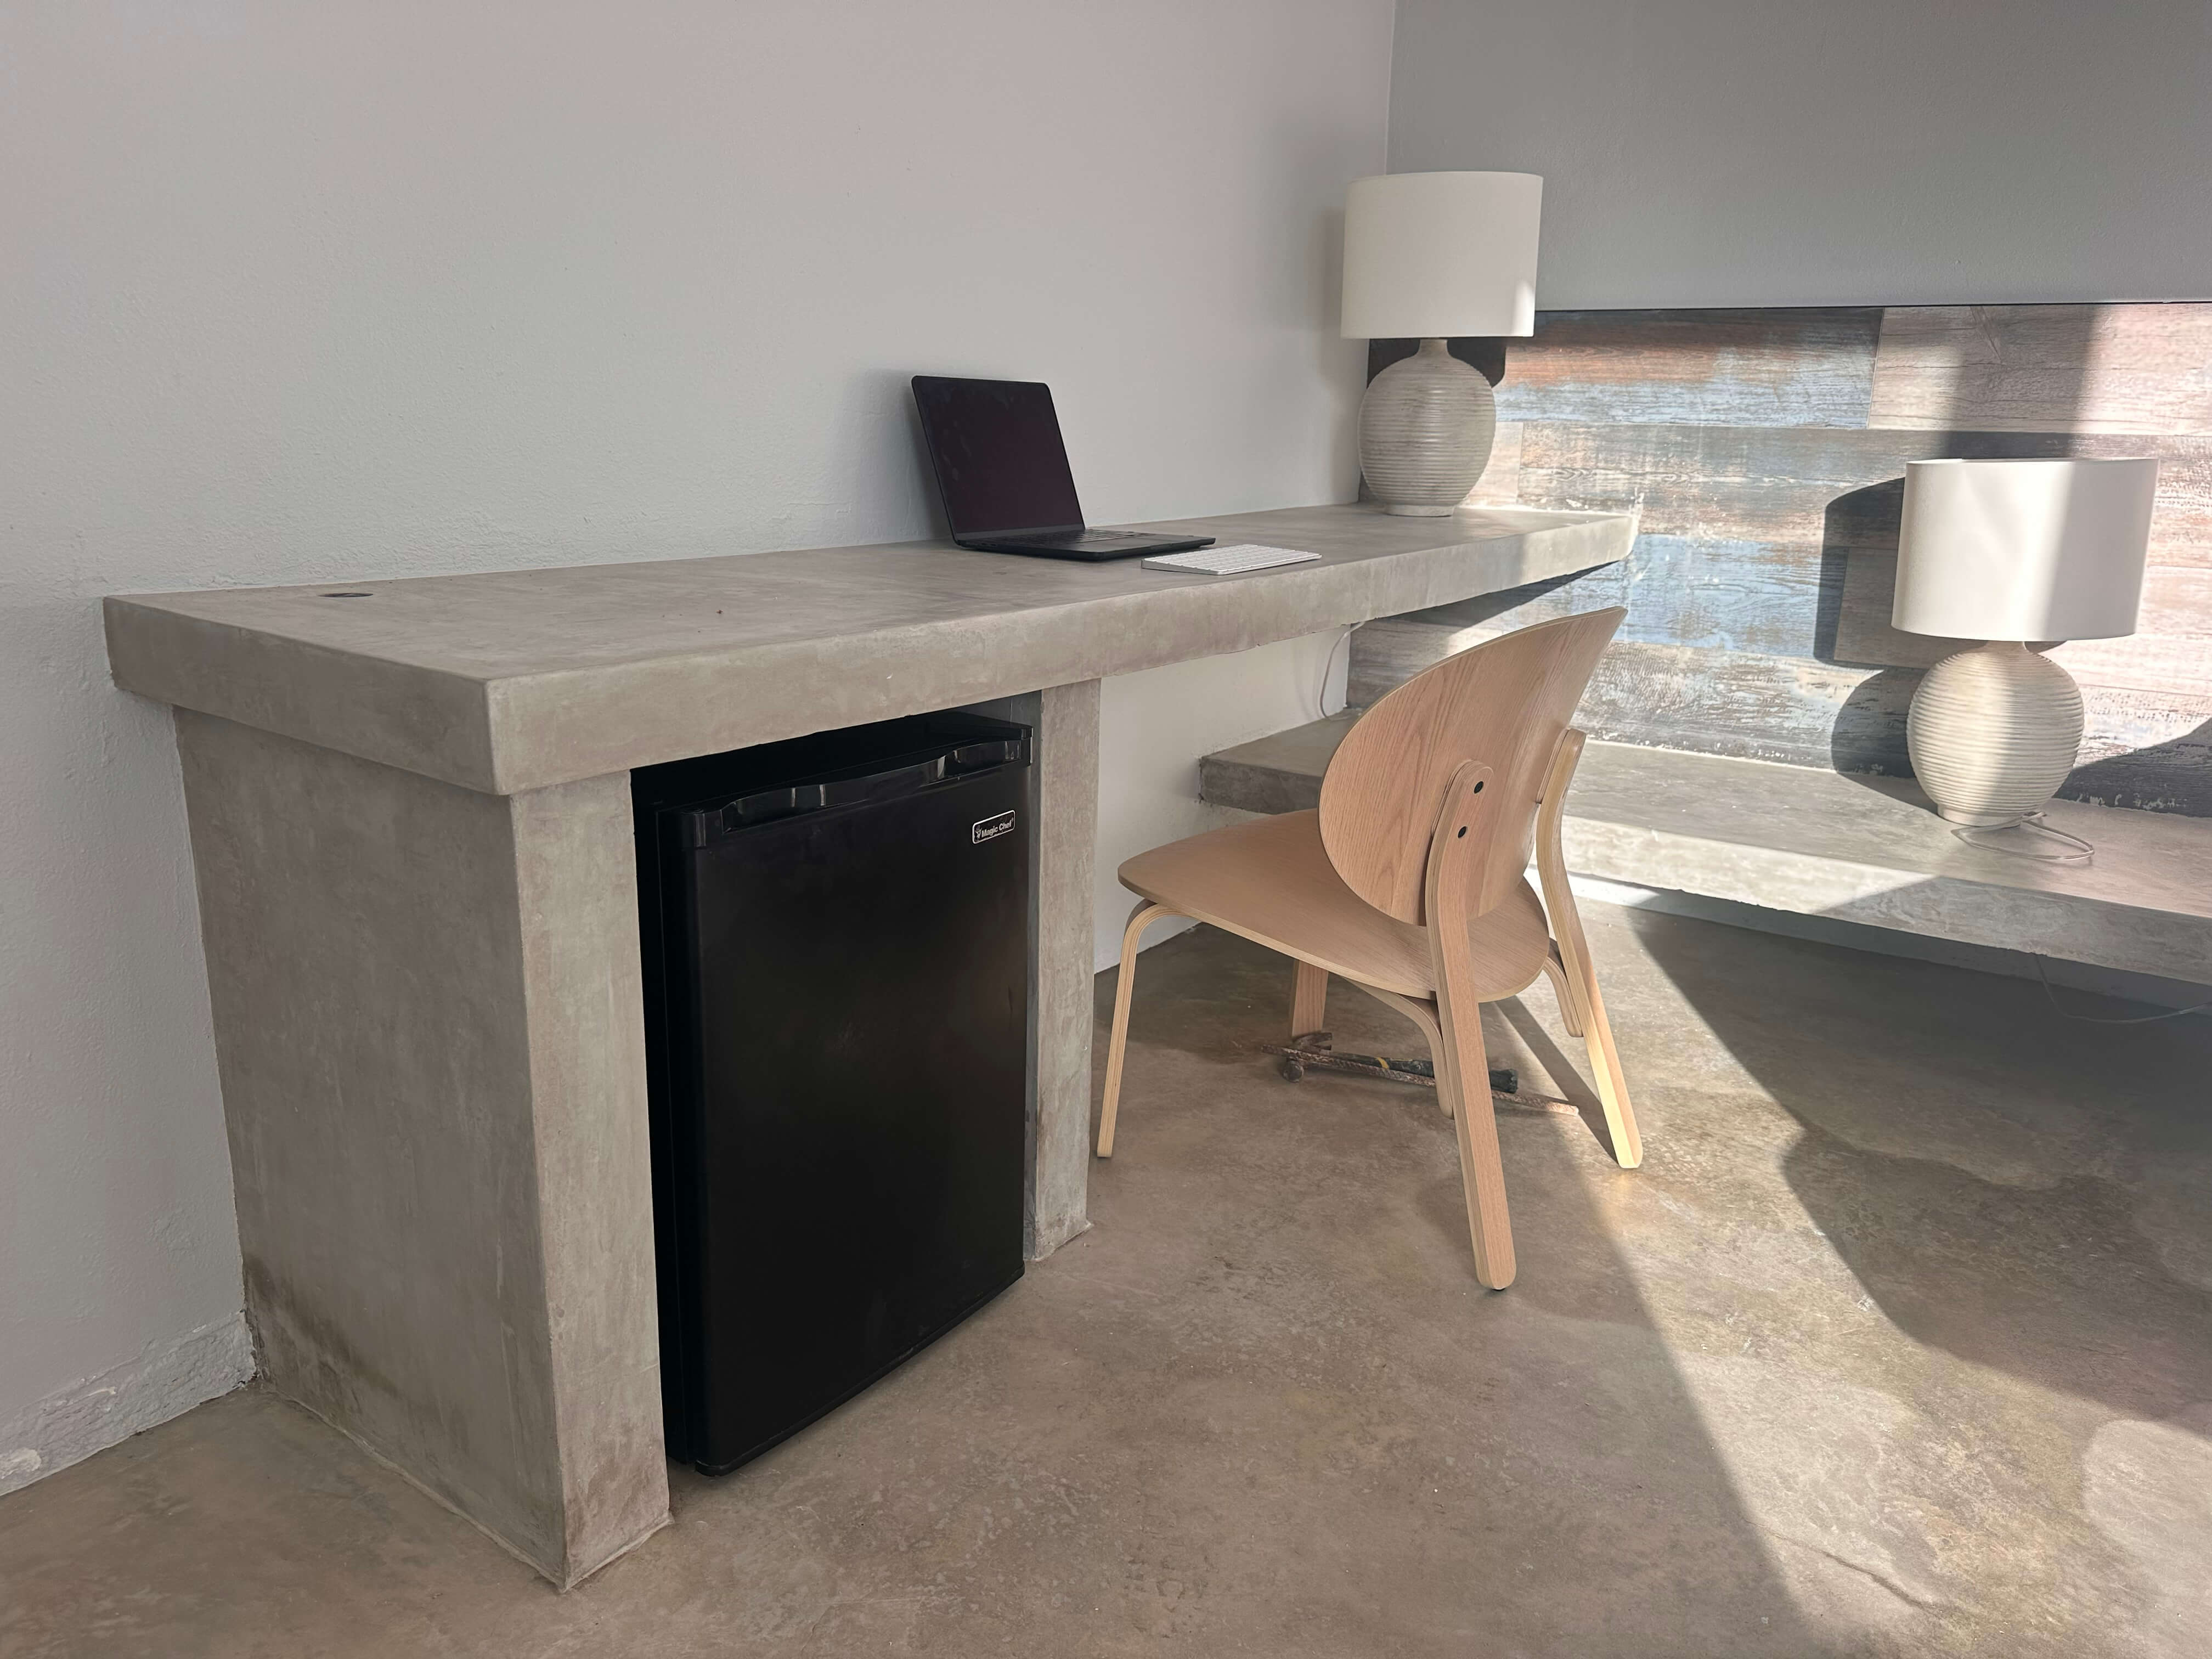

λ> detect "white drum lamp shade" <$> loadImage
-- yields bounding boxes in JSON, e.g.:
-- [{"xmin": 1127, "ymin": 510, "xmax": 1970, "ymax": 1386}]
[
  {"xmin": 1891, "ymin": 458, "xmax": 2158, "ymax": 827},
  {"xmin": 1340, "ymin": 172, "xmax": 1542, "ymax": 515},
  {"xmin": 1341, "ymin": 172, "xmax": 1542, "ymax": 341}
]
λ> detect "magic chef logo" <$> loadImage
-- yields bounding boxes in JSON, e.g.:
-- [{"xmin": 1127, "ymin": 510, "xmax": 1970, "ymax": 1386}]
[{"xmin": 972, "ymin": 810, "xmax": 1017, "ymax": 845}]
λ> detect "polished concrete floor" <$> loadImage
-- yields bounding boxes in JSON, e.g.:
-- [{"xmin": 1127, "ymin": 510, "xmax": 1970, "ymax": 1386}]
[{"xmin": 5, "ymin": 903, "xmax": 2210, "ymax": 1658}]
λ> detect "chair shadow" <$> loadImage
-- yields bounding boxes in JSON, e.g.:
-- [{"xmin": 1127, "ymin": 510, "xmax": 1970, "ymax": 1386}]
[
  {"xmin": 1092, "ymin": 924, "xmax": 1848, "ymax": 1654},
  {"xmin": 1492, "ymin": 993, "xmax": 1621, "ymax": 1159}
]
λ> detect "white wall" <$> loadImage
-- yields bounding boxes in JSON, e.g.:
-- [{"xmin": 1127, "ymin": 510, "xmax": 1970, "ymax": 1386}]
[
  {"xmin": 1096, "ymin": 631, "xmax": 1353, "ymax": 971},
  {"xmin": 0, "ymin": 0, "xmax": 1395, "ymax": 1490},
  {"xmin": 1390, "ymin": 0, "xmax": 2212, "ymax": 308}
]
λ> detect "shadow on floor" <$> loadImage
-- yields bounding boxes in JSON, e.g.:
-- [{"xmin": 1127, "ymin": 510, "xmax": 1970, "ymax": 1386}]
[
  {"xmin": 1092, "ymin": 924, "xmax": 1842, "ymax": 1656},
  {"xmin": 1628, "ymin": 907, "xmax": 2212, "ymax": 1426}
]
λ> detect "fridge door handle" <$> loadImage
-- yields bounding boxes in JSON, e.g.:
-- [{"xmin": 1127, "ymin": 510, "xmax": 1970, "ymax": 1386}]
[{"xmin": 715, "ymin": 755, "xmax": 950, "ymax": 833}]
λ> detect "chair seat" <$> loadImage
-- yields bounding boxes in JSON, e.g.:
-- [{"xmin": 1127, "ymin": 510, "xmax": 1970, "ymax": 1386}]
[{"xmin": 1118, "ymin": 810, "xmax": 1552, "ymax": 1003}]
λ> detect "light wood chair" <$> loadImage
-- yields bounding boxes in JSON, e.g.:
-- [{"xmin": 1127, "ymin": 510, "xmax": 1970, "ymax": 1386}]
[{"xmin": 1094, "ymin": 607, "xmax": 1640, "ymax": 1289}]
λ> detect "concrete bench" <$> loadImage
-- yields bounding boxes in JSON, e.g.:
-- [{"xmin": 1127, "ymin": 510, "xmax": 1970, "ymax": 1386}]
[{"xmin": 1201, "ymin": 715, "xmax": 2212, "ymax": 992}]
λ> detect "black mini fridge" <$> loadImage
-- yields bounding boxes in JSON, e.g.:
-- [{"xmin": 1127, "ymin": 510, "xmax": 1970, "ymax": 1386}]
[{"xmin": 633, "ymin": 712, "xmax": 1031, "ymax": 1474}]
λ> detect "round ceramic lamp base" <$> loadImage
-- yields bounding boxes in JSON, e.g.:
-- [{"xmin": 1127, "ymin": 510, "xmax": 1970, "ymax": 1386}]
[
  {"xmin": 1359, "ymin": 338, "xmax": 1497, "ymax": 516},
  {"xmin": 1906, "ymin": 641, "xmax": 2084, "ymax": 827}
]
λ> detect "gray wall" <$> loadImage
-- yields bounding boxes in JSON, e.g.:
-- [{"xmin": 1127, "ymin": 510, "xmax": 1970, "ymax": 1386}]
[
  {"xmin": 0, "ymin": 0, "xmax": 1393, "ymax": 1490},
  {"xmin": 1390, "ymin": 0, "xmax": 2212, "ymax": 308}
]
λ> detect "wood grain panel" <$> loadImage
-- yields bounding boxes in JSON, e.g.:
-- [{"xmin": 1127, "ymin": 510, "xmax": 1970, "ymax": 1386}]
[
  {"xmin": 1869, "ymin": 304, "xmax": 2212, "ymax": 435},
  {"xmin": 1576, "ymin": 641, "xmax": 1908, "ymax": 772},
  {"xmin": 1496, "ymin": 309, "xmax": 1880, "ymax": 428},
  {"xmin": 1518, "ymin": 423, "xmax": 2212, "ymax": 566},
  {"xmin": 1466, "ymin": 420, "xmax": 1523, "ymax": 506},
  {"xmin": 1349, "ymin": 566, "xmax": 1627, "ymax": 704},
  {"xmin": 1829, "ymin": 557, "xmax": 2212, "ymax": 684},
  {"xmin": 1352, "ymin": 303, "xmax": 2212, "ymax": 816}
]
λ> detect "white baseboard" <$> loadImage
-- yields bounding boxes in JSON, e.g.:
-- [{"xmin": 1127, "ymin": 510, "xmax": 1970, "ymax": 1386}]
[{"xmin": 0, "ymin": 1312, "xmax": 254, "ymax": 1497}]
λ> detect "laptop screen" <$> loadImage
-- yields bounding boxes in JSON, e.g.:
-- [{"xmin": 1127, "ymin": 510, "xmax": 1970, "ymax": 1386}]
[{"xmin": 913, "ymin": 377, "xmax": 1085, "ymax": 538}]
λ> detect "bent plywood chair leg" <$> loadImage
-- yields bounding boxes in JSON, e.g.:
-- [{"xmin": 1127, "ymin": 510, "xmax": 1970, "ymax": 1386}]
[
  {"xmin": 1435, "ymin": 986, "xmax": 1515, "ymax": 1288},
  {"xmin": 1536, "ymin": 730, "xmax": 1641, "ymax": 1170},
  {"xmin": 1097, "ymin": 901, "xmax": 1174, "ymax": 1158},
  {"xmin": 1352, "ymin": 980, "xmax": 1453, "ymax": 1117},
  {"xmin": 1539, "ymin": 944, "xmax": 1584, "ymax": 1037},
  {"xmin": 1425, "ymin": 759, "xmax": 1516, "ymax": 1288},
  {"xmin": 1290, "ymin": 959, "xmax": 1329, "ymax": 1039},
  {"xmin": 1555, "ymin": 899, "xmax": 1641, "ymax": 1170}
]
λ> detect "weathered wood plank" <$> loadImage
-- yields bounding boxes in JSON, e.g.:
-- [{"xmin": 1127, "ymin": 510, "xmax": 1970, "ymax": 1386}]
[
  {"xmin": 1831, "ymin": 554, "xmax": 2212, "ymax": 693},
  {"xmin": 2051, "ymin": 635, "xmax": 2212, "ymax": 704},
  {"xmin": 1828, "ymin": 550, "xmax": 1970, "ymax": 669},
  {"xmin": 1517, "ymin": 423, "xmax": 2212, "ymax": 568},
  {"xmin": 1514, "ymin": 426, "xmax": 2212, "ymax": 679},
  {"xmin": 1467, "ymin": 420, "xmax": 1523, "ymax": 506},
  {"xmin": 1348, "ymin": 563, "xmax": 1623, "ymax": 703},
  {"xmin": 1387, "ymin": 529, "xmax": 1823, "ymax": 663},
  {"xmin": 1576, "ymin": 641, "xmax": 1910, "ymax": 772},
  {"xmin": 1496, "ymin": 308, "xmax": 1881, "ymax": 429},
  {"xmin": 1868, "ymin": 304, "xmax": 2212, "ymax": 435}
]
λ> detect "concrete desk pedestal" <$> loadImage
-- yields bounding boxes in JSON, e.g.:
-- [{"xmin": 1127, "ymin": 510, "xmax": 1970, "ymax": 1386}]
[{"xmin": 104, "ymin": 503, "xmax": 1632, "ymax": 1585}]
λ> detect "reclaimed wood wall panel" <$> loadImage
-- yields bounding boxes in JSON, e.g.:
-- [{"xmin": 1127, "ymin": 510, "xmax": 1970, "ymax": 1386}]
[
  {"xmin": 1868, "ymin": 305, "xmax": 2212, "ymax": 435},
  {"xmin": 1354, "ymin": 302, "xmax": 2212, "ymax": 815},
  {"xmin": 1491, "ymin": 309, "xmax": 1881, "ymax": 428}
]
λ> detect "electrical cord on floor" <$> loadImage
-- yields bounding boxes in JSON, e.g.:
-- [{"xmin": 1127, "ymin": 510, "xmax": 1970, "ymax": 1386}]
[
  {"xmin": 2033, "ymin": 955, "xmax": 2211, "ymax": 1024},
  {"xmin": 1317, "ymin": 623, "xmax": 1359, "ymax": 720},
  {"xmin": 1951, "ymin": 812, "xmax": 2094, "ymax": 864}
]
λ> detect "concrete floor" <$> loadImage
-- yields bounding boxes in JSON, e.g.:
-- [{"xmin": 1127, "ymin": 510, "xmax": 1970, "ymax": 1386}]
[{"xmin": 5, "ymin": 902, "xmax": 2210, "ymax": 1657}]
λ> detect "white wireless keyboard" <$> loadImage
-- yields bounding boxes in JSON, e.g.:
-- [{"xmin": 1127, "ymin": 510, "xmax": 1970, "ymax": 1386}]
[{"xmin": 1141, "ymin": 543, "xmax": 1321, "ymax": 576}]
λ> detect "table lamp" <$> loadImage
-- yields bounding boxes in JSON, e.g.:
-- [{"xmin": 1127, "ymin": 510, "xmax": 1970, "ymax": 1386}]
[
  {"xmin": 1892, "ymin": 457, "xmax": 2158, "ymax": 828},
  {"xmin": 1340, "ymin": 171, "xmax": 1541, "ymax": 515}
]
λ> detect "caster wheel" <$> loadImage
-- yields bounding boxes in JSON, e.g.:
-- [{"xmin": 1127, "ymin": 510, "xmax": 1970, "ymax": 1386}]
[{"xmin": 1280, "ymin": 1058, "xmax": 1305, "ymax": 1082}]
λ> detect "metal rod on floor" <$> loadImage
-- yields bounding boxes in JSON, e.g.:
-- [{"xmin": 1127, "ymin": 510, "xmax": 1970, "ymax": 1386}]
[{"xmin": 1260, "ymin": 1033, "xmax": 1580, "ymax": 1116}]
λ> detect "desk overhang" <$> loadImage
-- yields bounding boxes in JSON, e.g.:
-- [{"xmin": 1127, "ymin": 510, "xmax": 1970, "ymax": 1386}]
[{"xmin": 106, "ymin": 503, "xmax": 1633, "ymax": 795}]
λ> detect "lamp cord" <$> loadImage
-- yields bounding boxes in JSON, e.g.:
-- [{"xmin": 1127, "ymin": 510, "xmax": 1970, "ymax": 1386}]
[
  {"xmin": 1317, "ymin": 623, "xmax": 1359, "ymax": 720},
  {"xmin": 1967, "ymin": 820, "xmax": 2205, "ymax": 1020},
  {"xmin": 2033, "ymin": 956, "xmax": 2210, "ymax": 1024},
  {"xmin": 1950, "ymin": 812, "xmax": 2095, "ymax": 865}
]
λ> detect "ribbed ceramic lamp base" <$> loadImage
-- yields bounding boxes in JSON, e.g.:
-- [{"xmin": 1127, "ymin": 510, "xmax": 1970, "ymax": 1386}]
[
  {"xmin": 1359, "ymin": 337, "xmax": 1497, "ymax": 516},
  {"xmin": 1906, "ymin": 641, "xmax": 2084, "ymax": 827}
]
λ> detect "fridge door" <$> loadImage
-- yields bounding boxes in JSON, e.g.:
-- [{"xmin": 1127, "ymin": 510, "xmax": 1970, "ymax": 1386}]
[{"xmin": 672, "ymin": 758, "xmax": 1030, "ymax": 1472}]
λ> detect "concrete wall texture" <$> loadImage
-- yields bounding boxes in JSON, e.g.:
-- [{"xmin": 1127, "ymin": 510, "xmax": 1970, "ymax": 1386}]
[
  {"xmin": 0, "ymin": 1, "xmax": 1393, "ymax": 1490},
  {"xmin": 1389, "ymin": 0, "xmax": 2212, "ymax": 308}
]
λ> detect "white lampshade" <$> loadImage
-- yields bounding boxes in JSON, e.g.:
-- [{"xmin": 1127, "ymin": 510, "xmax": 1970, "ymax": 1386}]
[
  {"xmin": 1340, "ymin": 172, "xmax": 1541, "ymax": 341},
  {"xmin": 1892, "ymin": 458, "xmax": 2157, "ymax": 641}
]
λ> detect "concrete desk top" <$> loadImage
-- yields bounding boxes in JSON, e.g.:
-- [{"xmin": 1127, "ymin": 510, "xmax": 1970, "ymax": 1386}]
[
  {"xmin": 1203, "ymin": 721, "xmax": 2212, "ymax": 986},
  {"xmin": 105, "ymin": 504, "xmax": 1630, "ymax": 795}
]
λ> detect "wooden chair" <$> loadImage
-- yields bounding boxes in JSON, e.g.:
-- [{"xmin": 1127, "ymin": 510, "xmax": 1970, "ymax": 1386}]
[{"xmin": 1094, "ymin": 607, "xmax": 1640, "ymax": 1289}]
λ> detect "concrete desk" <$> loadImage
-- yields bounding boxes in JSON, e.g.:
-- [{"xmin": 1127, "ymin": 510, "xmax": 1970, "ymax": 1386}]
[{"xmin": 104, "ymin": 501, "xmax": 1631, "ymax": 1585}]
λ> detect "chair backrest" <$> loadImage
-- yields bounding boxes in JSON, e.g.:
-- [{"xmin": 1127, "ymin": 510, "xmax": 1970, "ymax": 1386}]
[{"xmin": 1318, "ymin": 607, "xmax": 1625, "ymax": 926}]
